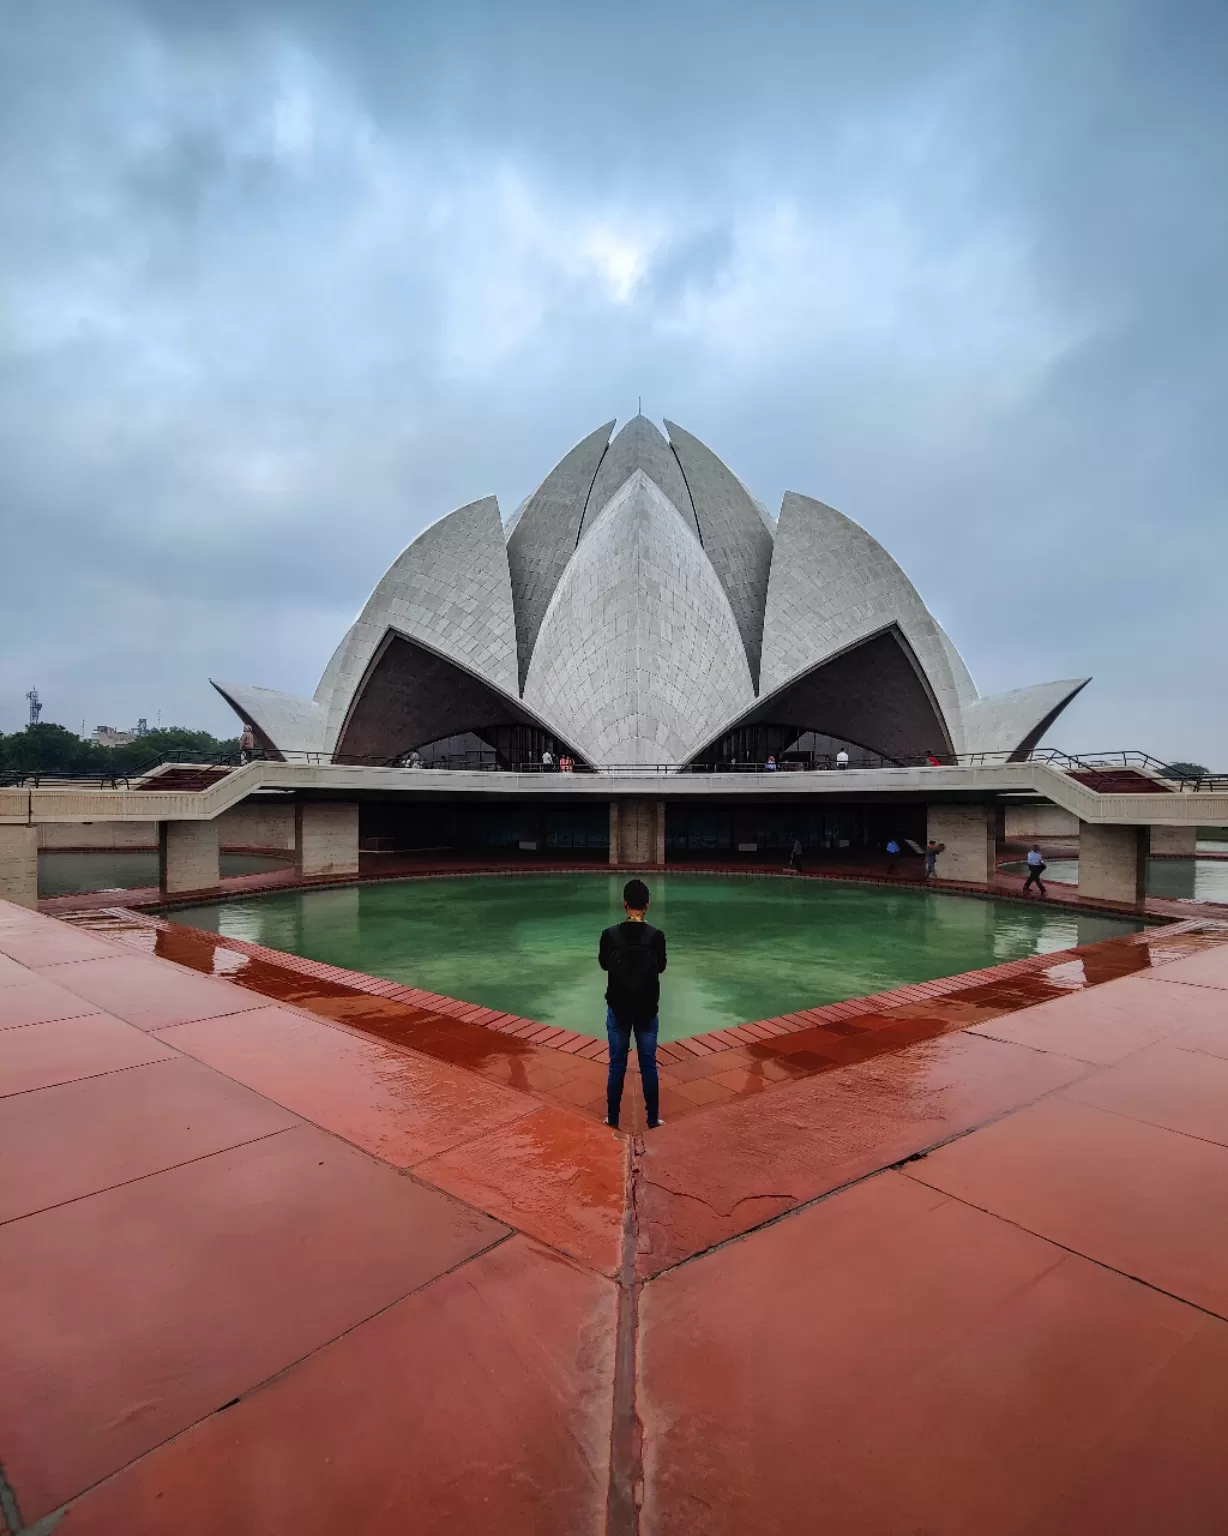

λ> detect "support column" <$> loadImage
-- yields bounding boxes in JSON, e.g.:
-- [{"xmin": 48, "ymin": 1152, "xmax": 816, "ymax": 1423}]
[
  {"xmin": 926, "ymin": 803, "xmax": 995, "ymax": 884},
  {"xmin": 1079, "ymin": 822, "xmax": 1147, "ymax": 904},
  {"xmin": 0, "ymin": 825, "xmax": 38, "ymax": 909},
  {"xmin": 158, "ymin": 820, "xmax": 220, "ymax": 895},
  {"xmin": 295, "ymin": 802, "xmax": 359, "ymax": 878},
  {"xmin": 1148, "ymin": 824, "xmax": 1197, "ymax": 857},
  {"xmin": 608, "ymin": 800, "xmax": 657, "ymax": 866}
]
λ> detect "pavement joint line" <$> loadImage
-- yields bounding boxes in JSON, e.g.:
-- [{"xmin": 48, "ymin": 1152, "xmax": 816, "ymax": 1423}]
[
  {"xmin": 638, "ymin": 1044, "xmax": 1103, "ymax": 1281},
  {"xmin": 0, "ymin": 1458, "xmax": 25, "ymax": 1535},
  {"xmin": 19, "ymin": 1228, "xmax": 520, "ymax": 1532},
  {"xmin": 0, "ymin": 1122, "xmax": 299, "ymax": 1231},
  {"xmin": 896, "ymin": 1171, "xmax": 1228, "ymax": 1327},
  {"xmin": 607, "ymin": 1132, "xmax": 645, "ymax": 1536}
]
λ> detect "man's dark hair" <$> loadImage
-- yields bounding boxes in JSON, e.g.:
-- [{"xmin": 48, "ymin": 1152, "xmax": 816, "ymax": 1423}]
[{"xmin": 623, "ymin": 878, "xmax": 650, "ymax": 910}]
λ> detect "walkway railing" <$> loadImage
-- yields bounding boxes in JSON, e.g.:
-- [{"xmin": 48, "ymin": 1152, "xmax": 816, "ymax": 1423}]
[{"xmin": 6, "ymin": 747, "xmax": 1225, "ymax": 793}]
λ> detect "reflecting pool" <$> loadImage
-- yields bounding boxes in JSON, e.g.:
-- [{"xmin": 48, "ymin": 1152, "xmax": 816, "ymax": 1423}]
[
  {"xmin": 38, "ymin": 850, "xmax": 291, "ymax": 898},
  {"xmin": 169, "ymin": 874, "xmax": 1146, "ymax": 1042}
]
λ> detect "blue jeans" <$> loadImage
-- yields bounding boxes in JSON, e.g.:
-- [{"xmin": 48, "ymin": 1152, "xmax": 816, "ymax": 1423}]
[{"xmin": 606, "ymin": 1007, "xmax": 660, "ymax": 1128}]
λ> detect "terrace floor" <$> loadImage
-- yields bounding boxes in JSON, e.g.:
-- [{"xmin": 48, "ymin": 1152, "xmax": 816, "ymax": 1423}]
[{"xmin": 3, "ymin": 896, "xmax": 1228, "ymax": 1533}]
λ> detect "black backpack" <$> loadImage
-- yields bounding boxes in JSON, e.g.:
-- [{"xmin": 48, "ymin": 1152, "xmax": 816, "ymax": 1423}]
[{"xmin": 607, "ymin": 924, "xmax": 658, "ymax": 1011}]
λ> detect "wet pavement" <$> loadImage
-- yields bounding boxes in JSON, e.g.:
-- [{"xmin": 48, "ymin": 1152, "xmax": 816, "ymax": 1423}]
[{"xmin": 3, "ymin": 897, "xmax": 1228, "ymax": 1533}]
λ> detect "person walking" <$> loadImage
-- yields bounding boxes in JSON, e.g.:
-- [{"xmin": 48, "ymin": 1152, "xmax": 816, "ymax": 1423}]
[
  {"xmin": 886, "ymin": 837, "xmax": 901, "ymax": 875},
  {"xmin": 1023, "ymin": 844, "xmax": 1048, "ymax": 897},
  {"xmin": 600, "ymin": 878, "xmax": 667, "ymax": 1131},
  {"xmin": 924, "ymin": 839, "xmax": 944, "ymax": 879}
]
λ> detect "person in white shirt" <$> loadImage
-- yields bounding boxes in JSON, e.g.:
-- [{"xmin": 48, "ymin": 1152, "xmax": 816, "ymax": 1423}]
[
  {"xmin": 1023, "ymin": 845, "xmax": 1048, "ymax": 897},
  {"xmin": 836, "ymin": 749, "xmax": 849, "ymax": 770}
]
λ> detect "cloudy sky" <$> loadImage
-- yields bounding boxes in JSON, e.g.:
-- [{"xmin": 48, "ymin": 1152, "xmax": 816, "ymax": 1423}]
[{"xmin": 1, "ymin": 0, "xmax": 1225, "ymax": 759}]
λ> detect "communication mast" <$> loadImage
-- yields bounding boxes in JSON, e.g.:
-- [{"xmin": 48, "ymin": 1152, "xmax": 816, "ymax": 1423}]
[{"xmin": 26, "ymin": 687, "xmax": 42, "ymax": 725}]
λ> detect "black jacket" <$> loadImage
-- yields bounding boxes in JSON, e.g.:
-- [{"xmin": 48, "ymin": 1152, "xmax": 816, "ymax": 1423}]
[{"xmin": 598, "ymin": 920, "xmax": 667, "ymax": 1027}]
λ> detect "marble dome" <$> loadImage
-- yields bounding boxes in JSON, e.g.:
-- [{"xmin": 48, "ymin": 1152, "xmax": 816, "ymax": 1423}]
[{"xmin": 213, "ymin": 416, "xmax": 1088, "ymax": 768}]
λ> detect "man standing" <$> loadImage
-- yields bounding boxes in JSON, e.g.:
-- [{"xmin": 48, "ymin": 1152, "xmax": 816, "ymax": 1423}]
[
  {"xmin": 599, "ymin": 878, "xmax": 667, "ymax": 1131},
  {"xmin": 1023, "ymin": 844, "xmax": 1048, "ymax": 897}
]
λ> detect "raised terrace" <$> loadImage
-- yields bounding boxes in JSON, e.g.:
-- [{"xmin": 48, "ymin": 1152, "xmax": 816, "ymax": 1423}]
[{"xmin": 3, "ymin": 895, "xmax": 1228, "ymax": 1532}]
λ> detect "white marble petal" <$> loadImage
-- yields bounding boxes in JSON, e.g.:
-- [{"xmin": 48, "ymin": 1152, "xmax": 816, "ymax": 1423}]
[
  {"xmin": 506, "ymin": 419, "xmax": 614, "ymax": 687},
  {"xmin": 524, "ymin": 471, "xmax": 754, "ymax": 766},
  {"xmin": 321, "ymin": 495, "xmax": 519, "ymax": 751},
  {"xmin": 960, "ymin": 678, "xmax": 1091, "ymax": 757},
  {"xmin": 665, "ymin": 418, "xmax": 774, "ymax": 689},
  {"xmin": 210, "ymin": 682, "xmax": 327, "ymax": 757},
  {"xmin": 761, "ymin": 492, "xmax": 970, "ymax": 750}
]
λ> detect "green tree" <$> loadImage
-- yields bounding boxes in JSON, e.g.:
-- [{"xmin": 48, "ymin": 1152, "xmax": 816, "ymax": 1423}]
[{"xmin": 1166, "ymin": 761, "xmax": 1211, "ymax": 780}]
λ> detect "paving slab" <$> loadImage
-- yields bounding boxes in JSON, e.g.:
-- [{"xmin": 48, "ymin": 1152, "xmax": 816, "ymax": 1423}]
[
  {"xmin": 160, "ymin": 1004, "xmax": 536, "ymax": 1167},
  {"xmin": 416, "ymin": 1106, "xmax": 628, "ymax": 1275},
  {"xmin": 0, "ymin": 1123, "xmax": 507, "ymax": 1522},
  {"xmin": 1140, "ymin": 946, "xmax": 1228, "ymax": 990},
  {"xmin": 639, "ymin": 1171, "xmax": 1228, "ymax": 1536},
  {"xmin": 0, "ymin": 1011, "xmax": 176, "ymax": 1097},
  {"xmin": 0, "ymin": 974, "xmax": 108, "ymax": 1030},
  {"xmin": 53, "ymin": 1237, "xmax": 616, "ymax": 1536},
  {"xmin": 966, "ymin": 971, "xmax": 1223, "ymax": 1064},
  {"xmin": 0, "ymin": 1056, "xmax": 298, "ymax": 1223},
  {"xmin": 904, "ymin": 1095, "xmax": 1228, "ymax": 1318},
  {"xmin": 1061, "ymin": 1039, "xmax": 1228, "ymax": 1147},
  {"xmin": 38, "ymin": 953, "xmax": 266, "ymax": 1031},
  {"xmin": 635, "ymin": 1032, "xmax": 1090, "ymax": 1277}
]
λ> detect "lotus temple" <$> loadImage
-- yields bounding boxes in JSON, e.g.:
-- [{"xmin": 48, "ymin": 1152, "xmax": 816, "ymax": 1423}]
[
  {"xmin": 212, "ymin": 414, "xmax": 1088, "ymax": 771},
  {"xmin": 3, "ymin": 418, "xmax": 1228, "ymax": 1534}
]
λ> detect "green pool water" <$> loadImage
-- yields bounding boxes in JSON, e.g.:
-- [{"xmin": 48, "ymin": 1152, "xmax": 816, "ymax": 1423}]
[{"xmin": 168, "ymin": 874, "xmax": 1146, "ymax": 1043}]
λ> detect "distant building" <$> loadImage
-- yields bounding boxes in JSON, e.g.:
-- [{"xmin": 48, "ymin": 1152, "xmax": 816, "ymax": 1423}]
[{"xmin": 92, "ymin": 726, "xmax": 136, "ymax": 748}]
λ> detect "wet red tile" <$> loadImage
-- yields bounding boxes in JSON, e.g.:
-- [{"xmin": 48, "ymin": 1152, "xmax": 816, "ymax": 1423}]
[
  {"xmin": 0, "ymin": 923, "xmax": 121, "ymax": 968},
  {"xmin": 417, "ymin": 1107, "xmax": 628, "ymax": 1274},
  {"xmin": 639, "ymin": 1171, "xmax": 1228, "ymax": 1536},
  {"xmin": 0, "ymin": 1012, "xmax": 176, "ymax": 1097},
  {"xmin": 0, "ymin": 1124, "xmax": 506, "ymax": 1521},
  {"xmin": 905, "ymin": 1095, "xmax": 1228, "ymax": 1318},
  {"xmin": 967, "ymin": 973, "xmax": 1219, "ymax": 1064},
  {"xmin": 635, "ymin": 1033, "xmax": 1089, "ymax": 1277},
  {"xmin": 1061, "ymin": 1040, "xmax": 1228, "ymax": 1147},
  {"xmin": 0, "ymin": 975, "xmax": 102, "ymax": 1030},
  {"xmin": 0, "ymin": 1056, "xmax": 297, "ymax": 1223},
  {"xmin": 62, "ymin": 953, "xmax": 275, "ymax": 1032},
  {"xmin": 1141, "ymin": 946, "xmax": 1228, "ymax": 990},
  {"xmin": 160, "ymin": 1006, "xmax": 536, "ymax": 1167},
  {"xmin": 54, "ymin": 1237, "xmax": 615, "ymax": 1536}
]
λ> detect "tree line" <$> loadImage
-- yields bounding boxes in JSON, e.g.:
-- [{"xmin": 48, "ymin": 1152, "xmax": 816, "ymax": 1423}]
[{"xmin": 0, "ymin": 723, "xmax": 239, "ymax": 778}]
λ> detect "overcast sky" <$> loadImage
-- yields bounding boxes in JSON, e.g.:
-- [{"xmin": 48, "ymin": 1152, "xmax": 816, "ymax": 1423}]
[{"xmin": 1, "ymin": 0, "xmax": 1225, "ymax": 759}]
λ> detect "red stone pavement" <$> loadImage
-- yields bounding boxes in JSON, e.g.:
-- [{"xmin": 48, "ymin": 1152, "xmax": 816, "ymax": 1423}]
[{"xmin": 3, "ymin": 896, "xmax": 1228, "ymax": 1533}]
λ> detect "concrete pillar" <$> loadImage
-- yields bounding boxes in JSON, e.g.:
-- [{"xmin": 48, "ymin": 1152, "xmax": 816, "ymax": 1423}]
[
  {"xmin": 926, "ymin": 803, "xmax": 995, "ymax": 884},
  {"xmin": 1079, "ymin": 822, "xmax": 1147, "ymax": 904},
  {"xmin": 158, "ymin": 820, "xmax": 220, "ymax": 895},
  {"xmin": 608, "ymin": 800, "xmax": 658, "ymax": 866},
  {"xmin": 0, "ymin": 825, "xmax": 39, "ymax": 909},
  {"xmin": 296, "ymin": 802, "xmax": 359, "ymax": 878},
  {"xmin": 1148, "ymin": 824, "xmax": 1197, "ymax": 857}
]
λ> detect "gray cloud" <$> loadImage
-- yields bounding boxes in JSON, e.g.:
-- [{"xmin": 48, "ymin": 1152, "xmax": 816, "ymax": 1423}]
[{"xmin": 1, "ymin": 0, "xmax": 1225, "ymax": 761}]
